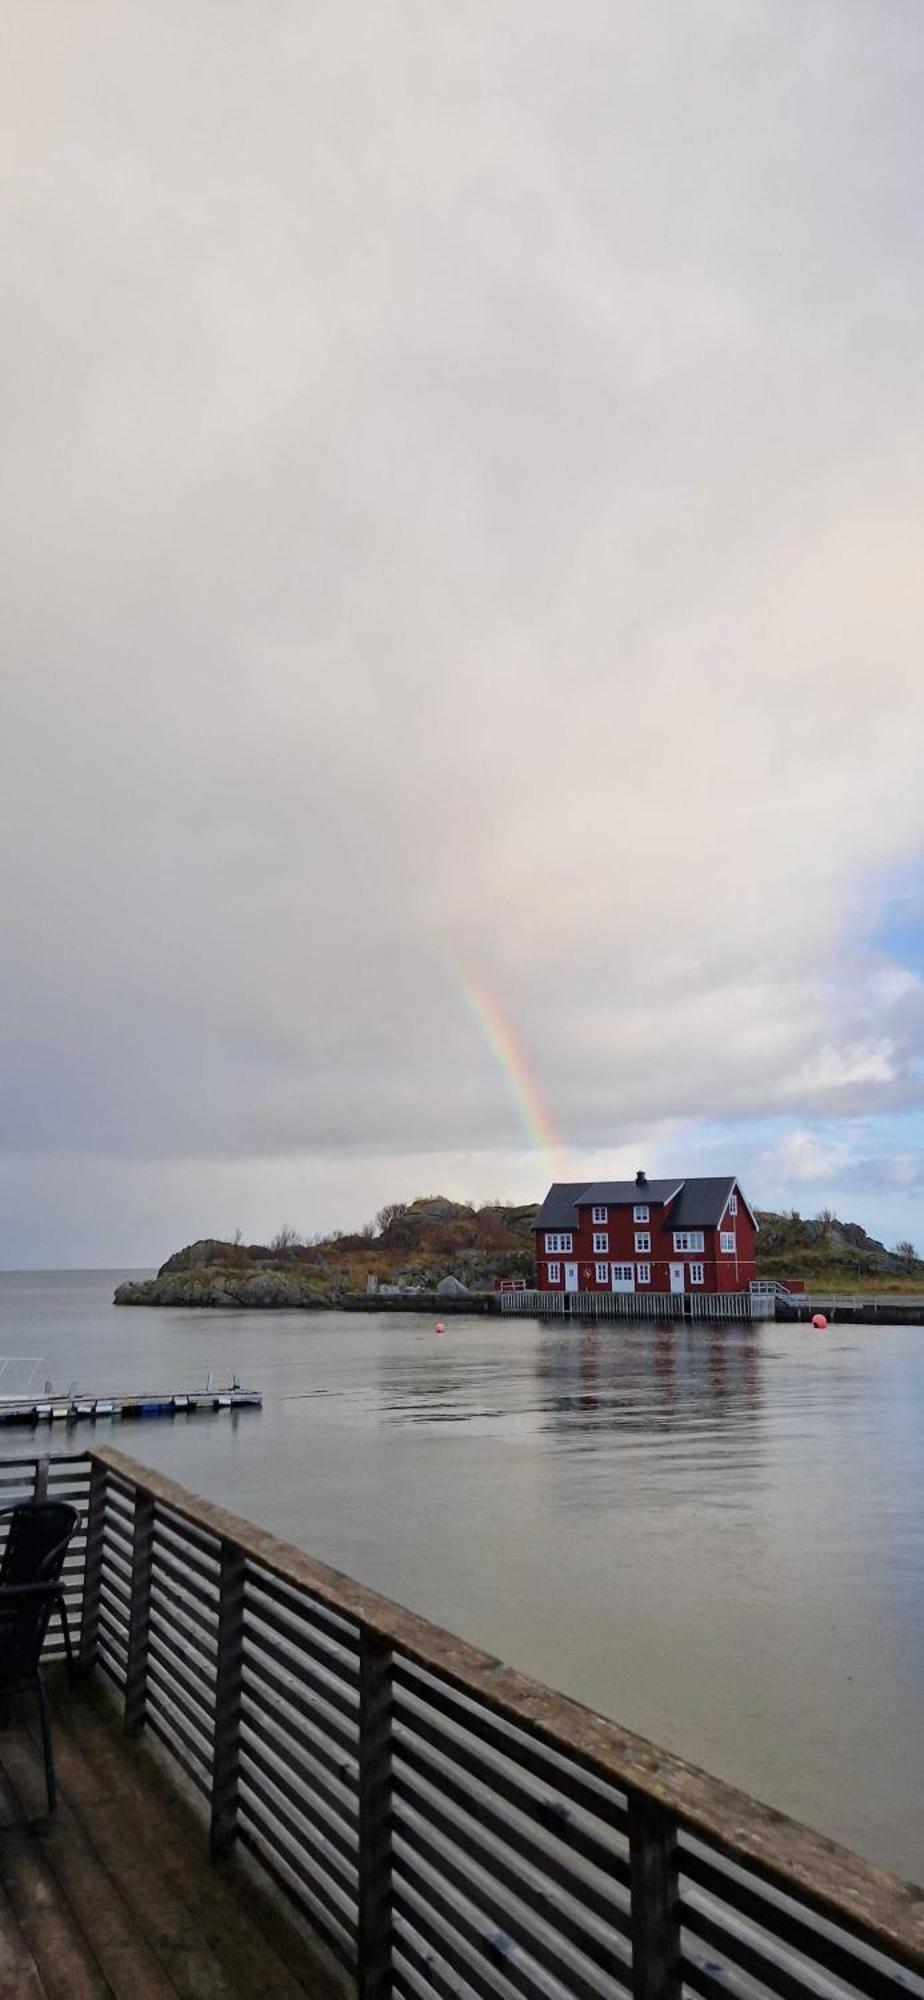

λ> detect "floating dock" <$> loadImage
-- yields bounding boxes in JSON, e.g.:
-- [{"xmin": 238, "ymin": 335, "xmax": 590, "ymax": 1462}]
[{"xmin": 0, "ymin": 1386, "xmax": 262, "ymax": 1427}]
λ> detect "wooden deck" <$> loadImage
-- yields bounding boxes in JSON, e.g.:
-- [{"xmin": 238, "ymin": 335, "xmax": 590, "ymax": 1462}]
[
  {"xmin": 0, "ymin": 1673, "xmax": 341, "ymax": 2000},
  {"xmin": 3, "ymin": 1447, "xmax": 922, "ymax": 2000}
]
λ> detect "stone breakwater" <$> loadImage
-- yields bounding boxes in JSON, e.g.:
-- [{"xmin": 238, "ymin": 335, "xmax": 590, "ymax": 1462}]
[
  {"xmin": 113, "ymin": 1275, "xmax": 493, "ymax": 1312},
  {"xmin": 114, "ymin": 1272, "xmax": 333, "ymax": 1309}
]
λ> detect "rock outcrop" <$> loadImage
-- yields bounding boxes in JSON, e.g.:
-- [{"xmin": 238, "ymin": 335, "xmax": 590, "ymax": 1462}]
[{"xmin": 114, "ymin": 1270, "xmax": 333, "ymax": 1308}]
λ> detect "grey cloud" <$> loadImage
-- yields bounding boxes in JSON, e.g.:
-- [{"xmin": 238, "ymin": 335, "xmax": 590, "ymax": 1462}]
[{"xmin": 3, "ymin": 2, "xmax": 924, "ymax": 1257}]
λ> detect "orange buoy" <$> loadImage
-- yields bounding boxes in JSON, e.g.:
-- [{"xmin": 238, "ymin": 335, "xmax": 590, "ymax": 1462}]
[
  {"xmin": 811, "ymin": 1312, "xmax": 828, "ymax": 1330},
  {"xmin": 435, "ymin": 1321, "xmax": 446, "ymax": 1333}
]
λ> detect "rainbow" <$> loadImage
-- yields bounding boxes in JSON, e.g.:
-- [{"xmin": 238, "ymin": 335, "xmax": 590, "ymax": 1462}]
[{"xmin": 452, "ymin": 957, "xmax": 563, "ymax": 1182}]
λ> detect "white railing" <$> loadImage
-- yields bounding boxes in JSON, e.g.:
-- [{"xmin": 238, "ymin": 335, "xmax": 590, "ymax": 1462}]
[{"xmin": 499, "ymin": 1291, "xmax": 754, "ymax": 1320}]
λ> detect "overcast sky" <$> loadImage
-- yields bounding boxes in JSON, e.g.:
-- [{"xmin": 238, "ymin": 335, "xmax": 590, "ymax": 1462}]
[{"xmin": 3, "ymin": 2, "xmax": 924, "ymax": 1266}]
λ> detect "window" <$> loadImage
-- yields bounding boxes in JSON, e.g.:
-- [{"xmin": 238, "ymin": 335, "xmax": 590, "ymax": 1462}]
[
  {"xmin": 591, "ymin": 1205, "xmax": 607, "ymax": 1224},
  {"xmin": 547, "ymin": 1262, "xmax": 561, "ymax": 1284},
  {"xmin": 613, "ymin": 1264, "xmax": 634, "ymax": 1283},
  {"xmin": 637, "ymin": 1263, "xmax": 651, "ymax": 1284},
  {"xmin": 673, "ymin": 1231, "xmax": 704, "ymax": 1254},
  {"xmin": 634, "ymin": 1232, "xmax": 650, "ymax": 1255},
  {"xmin": 728, "ymin": 1193, "xmax": 738, "ymax": 1216},
  {"xmin": 593, "ymin": 1232, "xmax": 608, "ymax": 1254},
  {"xmin": 545, "ymin": 1232, "xmax": 572, "ymax": 1254},
  {"xmin": 690, "ymin": 1263, "xmax": 704, "ymax": 1285},
  {"xmin": 720, "ymin": 1231, "xmax": 736, "ymax": 1254},
  {"xmin": 595, "ymin": 1262, "xmax": 609, "ymax": 1283},
  {"xmin": 633, "ymin": 1204, "xmax": 649, "ymax": 1223}
]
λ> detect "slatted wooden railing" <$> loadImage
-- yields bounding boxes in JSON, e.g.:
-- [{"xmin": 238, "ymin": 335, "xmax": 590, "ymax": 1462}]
[{"xmin": 74, "ymin": 1445, "xmax": 924, "ymax": 2000}]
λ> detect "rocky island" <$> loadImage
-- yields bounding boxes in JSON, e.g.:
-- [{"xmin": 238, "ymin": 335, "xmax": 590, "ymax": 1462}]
[
  {"xmin": 114, "ymin": 1197, "xmax": 924, "ymax": 1308},
  {"xmin": 113, "ymin": 1197, "xmax": 538, "ymax": 1308}
]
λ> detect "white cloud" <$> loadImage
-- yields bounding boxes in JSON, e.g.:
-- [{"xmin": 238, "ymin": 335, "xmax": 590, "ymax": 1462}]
[
  {"xmin": 755, "ymin": 1130, "xmax": 857, "ymax": 1189},
  {"xmin": 2, "ymin": 1, "xmax": 924, "ymax": 1257}
]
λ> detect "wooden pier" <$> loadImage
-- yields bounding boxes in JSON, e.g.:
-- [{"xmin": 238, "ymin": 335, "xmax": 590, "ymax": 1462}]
[
  {"xmin": 0, "ymin": 1386, "xmax": 262, "ymax": 1429},
  {"xmin": 2, "ymin": 1447, "xmax": 923, "ymax": 1999}
]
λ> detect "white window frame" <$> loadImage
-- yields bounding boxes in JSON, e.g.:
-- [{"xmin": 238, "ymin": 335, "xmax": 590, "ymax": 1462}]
[
  {"xmin": 545, "ymin": 1232, "xmax": 573, "ymax": 1254},
  {"xmin": 634, "ymin": 1231, "xmax": 651, "ymax": 1255},
  {"xmin": 673, "ymin": 1231, "xmax": 704, "ymax": 1254},
  {"xmin": 591, "ymin": 1205, "xmax": 607, "ymax": 1225},
  {"xmin": 633, "ymin": 1204, "xmax": 649, "ymax": 1223},
  {"xmin": 547, "ymin": 1262, "xmax": 561, "ymax": 1284},
  {"xmin": 594, "ymin": 1262, "xmax": 609, "ymax": 1283},
  {"xmin": 636, "ymin": 1263, "xmax": 651, "ymax": 1285},
  {"xmin": 720, "ymin": 1231, "xmax": 736, "ymax": 1254},
  {"xmin": 690, "ymin": 1262, "xmax": 704, "ymax": 1285},
  {"xmin": 728, "ymin": 1193, "xmax": 738, "ymax": 1216},
  {"xmin": 592, "ymin": 1231, "xmax": 608, "ymax": 1254},
  {"xmin": 612, "ymin": 1263, "xmax": 634, "ymax": 1286}
]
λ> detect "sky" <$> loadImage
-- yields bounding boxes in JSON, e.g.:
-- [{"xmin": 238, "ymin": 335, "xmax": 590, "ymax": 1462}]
[{"xmin": 2, "ymin": 2, "xmax": 924, "ymax": 1267}]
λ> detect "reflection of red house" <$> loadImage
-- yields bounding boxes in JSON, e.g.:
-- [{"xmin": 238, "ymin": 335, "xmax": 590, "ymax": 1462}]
[{"xmin": 532, "ymin": 1171, "xmax": 757, "ymax": 1297}]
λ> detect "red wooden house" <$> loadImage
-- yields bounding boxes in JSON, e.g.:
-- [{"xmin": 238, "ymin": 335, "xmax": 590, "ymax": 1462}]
[{"xmin": 532, "ymin": 1171, "xmax": 757, "ymax": 1297}]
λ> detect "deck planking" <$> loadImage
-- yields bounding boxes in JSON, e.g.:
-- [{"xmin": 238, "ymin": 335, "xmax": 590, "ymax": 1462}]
[{"xmin": 0, "ymin": 1677, "xmax": 340, "ymax": 2000}]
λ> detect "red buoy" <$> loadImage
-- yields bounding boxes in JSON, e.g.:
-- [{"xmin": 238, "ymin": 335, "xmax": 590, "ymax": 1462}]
[{"xmin": 811, "ymin": 1312, "xmax": 828, "ymax": 1330}]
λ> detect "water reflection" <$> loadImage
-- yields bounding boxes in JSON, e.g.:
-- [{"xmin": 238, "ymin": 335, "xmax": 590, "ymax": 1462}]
[{"xmin": 534, "ymin": 1321, "xmax": 763, "ymax": 1437}]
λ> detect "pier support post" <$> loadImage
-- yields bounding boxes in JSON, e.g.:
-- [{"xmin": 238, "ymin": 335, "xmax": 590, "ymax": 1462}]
[
  {"xmin": 124, "ymin": 1491, "xmax": 155, "ymax": 1736},
  {"xmin": 629, "ymin": 1794, "xmax": 681, "ymax": 2000},
  {"xmin": 79, "ymin": 1460, "xmax": 107, "ymax": 1673},
  {"xmin": 211, "ymin": 1542, "xmax": 246, "ymax": 1858},
  {"xmin": 357, "ymin": 1630, "xmax": 394, "ymax": 2000}
]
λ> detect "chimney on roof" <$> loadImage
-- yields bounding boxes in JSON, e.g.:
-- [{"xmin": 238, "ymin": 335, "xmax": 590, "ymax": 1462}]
[{"xmin": 635, "ymin": 1170, "xmax": 647, "ymax": 1187}]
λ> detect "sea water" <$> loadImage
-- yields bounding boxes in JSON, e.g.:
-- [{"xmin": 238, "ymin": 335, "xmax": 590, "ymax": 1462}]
[{"xmin": 1, "ymin": 1268, "xmax": 922, "ymax": 1878}]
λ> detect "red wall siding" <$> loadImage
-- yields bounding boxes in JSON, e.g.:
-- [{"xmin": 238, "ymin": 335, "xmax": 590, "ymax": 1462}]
[{"xmin": 712, "ymin": 1191, "xmax": 757, "ymax": 1291}]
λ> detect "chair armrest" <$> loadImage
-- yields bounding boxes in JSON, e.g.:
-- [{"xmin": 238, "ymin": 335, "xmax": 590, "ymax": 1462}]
[{"xmin": 0, "ymin": 1582, "xmax": 60, "ymax": 1605}]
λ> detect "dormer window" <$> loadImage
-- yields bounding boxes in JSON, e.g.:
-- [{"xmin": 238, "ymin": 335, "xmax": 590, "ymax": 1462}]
[
  {"xmin": 633, "ymin": 1204, "xmax": 649, "ymax": 1223},
  {"xmin": 591, "ymin": 1205, "xmax": 607, "ymax": 1225}
]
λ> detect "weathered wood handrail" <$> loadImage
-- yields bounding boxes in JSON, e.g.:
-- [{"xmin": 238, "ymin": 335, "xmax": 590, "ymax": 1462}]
[{"xmin": 78, "ymin": 1443, "xmax": 924, "ymax": 1999}]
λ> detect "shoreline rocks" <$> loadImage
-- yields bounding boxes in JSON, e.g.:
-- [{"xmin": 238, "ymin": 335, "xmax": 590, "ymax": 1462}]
[
  {"xmin": 114, "ymin": 1272, "xmax": 334, "ymax": 1309},
  {"xmin": 113, "ymin": 1274, "xmax": 494, "ymax": 1312}
]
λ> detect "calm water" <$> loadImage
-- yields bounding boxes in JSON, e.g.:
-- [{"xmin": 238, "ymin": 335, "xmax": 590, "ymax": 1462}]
[{"xmin": 1, "ymin": 1269, "xmax": 922, "ymax": 1879}]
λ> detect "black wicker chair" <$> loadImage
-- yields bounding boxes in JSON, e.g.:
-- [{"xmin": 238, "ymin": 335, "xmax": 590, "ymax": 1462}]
[{"xmin": 0, "ymin": 1500, "xmax": 79, "ymax": 1811}]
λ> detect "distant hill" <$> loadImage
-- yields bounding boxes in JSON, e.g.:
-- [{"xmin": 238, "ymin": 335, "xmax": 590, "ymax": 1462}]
[
  {"xmin": 755, "ymin": 1211, "xmax": 923, "ymax": 1290},
  {"xmin": 115, "ymin": 1197, "xmax": 540, "ymax": 1307},
  {"xmin": 114, "ymin": 1195, "xmax": 923, "ymax": 1307}
]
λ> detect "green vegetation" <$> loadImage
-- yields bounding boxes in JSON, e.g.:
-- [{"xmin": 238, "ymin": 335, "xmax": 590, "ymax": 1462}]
[{"xmin": 756, "ymin": 1210, "xmax": 923, "ymax": 1292}]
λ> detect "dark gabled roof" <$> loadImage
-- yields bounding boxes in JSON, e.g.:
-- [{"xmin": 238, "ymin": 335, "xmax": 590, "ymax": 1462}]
[
  {"xmin": 533, "ymin": 1176, "xmax": 758, "ymax": 1232},
  {"xmin": 531, "ymin": 1184, "xmax": 592, "ymax": 1231},
  {"xmin": 576, "ymin": 1180, "xmax": 682, "ymax": 1210},
  {"xmin": 666, "ymin": 1177, "xmax": 737, "ymax": 1228}
]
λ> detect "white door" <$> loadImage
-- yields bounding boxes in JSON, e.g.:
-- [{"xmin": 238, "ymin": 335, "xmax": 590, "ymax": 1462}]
[
  {"xmin": 564, "ymin": 1263, "xmax": 579, "ymax": 1293},
  {"xmin": 669, "ymin": 1263, "xmax": 685, "ymax": 1294}
]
